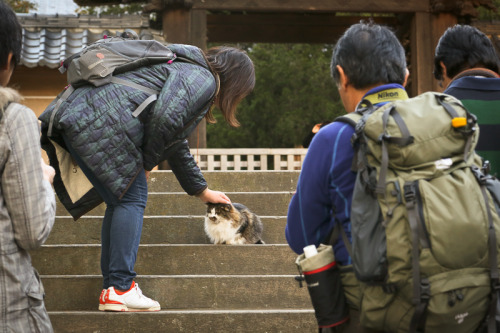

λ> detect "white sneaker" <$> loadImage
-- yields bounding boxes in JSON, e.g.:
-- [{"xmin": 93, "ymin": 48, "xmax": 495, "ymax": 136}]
[
  {"xmin": 98, "ymin": 289, "xmax": 107, "ymax": 311},
  {"xmin": 103, "ymin": 281, "xmax": 161, "ymax": 312}
]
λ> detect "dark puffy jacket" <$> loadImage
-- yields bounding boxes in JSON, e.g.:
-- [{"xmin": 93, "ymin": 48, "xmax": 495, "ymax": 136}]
[{"xmin": 39, "ymin": 44, "xmax": 214, "ymax": 219}]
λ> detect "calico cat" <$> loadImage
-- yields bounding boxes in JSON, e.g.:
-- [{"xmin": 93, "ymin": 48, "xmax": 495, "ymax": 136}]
[{"xmin": 204, "ymin": 202, "xmax": 265, "ymax": 245}]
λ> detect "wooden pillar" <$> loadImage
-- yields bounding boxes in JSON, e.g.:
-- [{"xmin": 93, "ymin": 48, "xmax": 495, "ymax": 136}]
[
  {"xmin": 431, "ymin": 13, "xmax": 458, "ymax": 92},
  {"xmin": 410, "ymin": 12, "xmax": 434, "ymax": 97},
  {"xmin": 410, "ymin": 12, "xmax": 457, "ymax": 96},
  {"xmin": 159, "ymin": 8, "xmax": 207, "ymax": 169}
]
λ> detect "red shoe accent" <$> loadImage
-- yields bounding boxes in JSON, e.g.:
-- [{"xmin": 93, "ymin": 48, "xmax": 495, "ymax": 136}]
[
  {"xmin": 100, "ymin": 290, "xmax": 107, "ymax": 304},
  {"xmin": 104, "ymin": 288, "xmax": 125, "ymax": 305},
  {"xmin": 114, "ymin": 281, "xmax": 135, "ymax": 295}
]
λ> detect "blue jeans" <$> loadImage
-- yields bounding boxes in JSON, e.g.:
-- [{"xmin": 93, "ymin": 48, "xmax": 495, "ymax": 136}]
[{"xmin": 62, "ymin": 135, "xmax": 147, "ymax": 290}]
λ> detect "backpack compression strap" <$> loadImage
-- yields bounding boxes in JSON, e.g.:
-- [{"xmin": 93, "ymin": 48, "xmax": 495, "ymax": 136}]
[
  {"xmin": 473, "ymin": 167, "xmax": 500, "ymax": 333},
  {"xmin": 404, "ymin": 181, "xmax": 431, "ymax": 333},
  {"xmin": 48, "ymin": 85, "xmax": 75, "ymax": 137},
  {"xmin": 110, "ymin": 77, "xmax": 160, "ymax": 117}
]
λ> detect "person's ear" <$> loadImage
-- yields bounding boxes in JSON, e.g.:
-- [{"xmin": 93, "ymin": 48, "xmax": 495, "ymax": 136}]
[
  {"xmin": 439, "ymin": 61, "xmax": 448, "ymax": 79},
  {"xmin": 1, "ymin": 53, "xmax": 14, "ymax": 70},
  {"xmin": 336, "ymin": 65, "xmax": 349, "ymax": 90},
  {"xmin": 402, "ymin": 68, "xmax": 410, "ymax": 87}
]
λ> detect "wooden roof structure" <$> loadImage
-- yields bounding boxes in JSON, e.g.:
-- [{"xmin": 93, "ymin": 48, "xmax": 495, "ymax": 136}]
[{"xmin": 69, "ymin": 0, "xmax": 499, "ymax": 97}]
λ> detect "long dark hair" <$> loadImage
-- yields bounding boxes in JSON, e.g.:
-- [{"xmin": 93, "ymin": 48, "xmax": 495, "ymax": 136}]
[{"xmin": 205, "ymin": 46, "xmax": 255, "ymax": 127}]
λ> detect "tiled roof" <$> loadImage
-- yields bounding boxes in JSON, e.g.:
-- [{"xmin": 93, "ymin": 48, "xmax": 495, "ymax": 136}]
[{"xmin": 17, "ymin": 14, "xmax": 158, "ymax": 68}]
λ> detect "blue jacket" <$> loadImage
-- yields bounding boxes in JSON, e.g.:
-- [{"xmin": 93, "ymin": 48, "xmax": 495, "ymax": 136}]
[{"xmin": 285, "ymin": 84, "xmax": 408, "ymax": 266}]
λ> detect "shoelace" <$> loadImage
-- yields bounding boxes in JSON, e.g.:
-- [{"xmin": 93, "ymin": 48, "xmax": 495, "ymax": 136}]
[{"xmin": 134, "ymin": 283, "xmax": 145, "ymax": 299}]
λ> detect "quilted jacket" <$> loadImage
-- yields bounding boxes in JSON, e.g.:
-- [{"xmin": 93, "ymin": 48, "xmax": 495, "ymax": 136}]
[{"xmin": 39, "ymin": 44, "xmax": 215, "ymax": 219}]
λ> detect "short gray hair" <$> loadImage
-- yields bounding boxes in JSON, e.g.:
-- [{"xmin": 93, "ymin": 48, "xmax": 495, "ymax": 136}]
[{"xmin": 331, "ymin": 22, "xmax": 407, "ymax": 89}]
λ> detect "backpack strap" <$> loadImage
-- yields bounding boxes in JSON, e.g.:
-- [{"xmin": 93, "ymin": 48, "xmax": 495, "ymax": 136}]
[
  {"xmin": 472, "ymin": 166, "xmax": 500, "ymax": 333},
  {"xmin": 377, "ymin": 106, "xmax": 415, "ymax": 194},
  {"xmin": 328, "ymin": 221, "xmax": 353, "ymax": 257},
  {"xmin": 335, "ymin": 114, "xmax": 358, "ymax": 128},
  {"xmin": 435, "ymin": 95, "xmax": 477, "ymax": 162},
  {"xmin": 47, "ymin": 85, "xmax": 75, "ymax": 137},
  {"xmin": 110, "ymin": 77, "xmax": 161, "ymax": 118},
  {"xmin": 404, "ymin": 181, "xmax": 431, "ymax": 333}
]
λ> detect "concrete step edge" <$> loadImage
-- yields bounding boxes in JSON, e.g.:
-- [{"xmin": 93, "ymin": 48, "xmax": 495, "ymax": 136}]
[
  {"xmin": 40, "ymin": 274, "xmax": 298, "ymax": 278},
  {"xmin": 48, "ymin": 309, "xmax": 314, "ymax": 314},
  {"xmin": 147, "ymin": 191, "xmax": 294, "ymax": 194},
  {"xmin": 55, "ymin": 215, "xmax": 287, "ymax": 219},
  {"xmin": 40, "ymin": 244, "xmax": 291, "ymax": 248}
]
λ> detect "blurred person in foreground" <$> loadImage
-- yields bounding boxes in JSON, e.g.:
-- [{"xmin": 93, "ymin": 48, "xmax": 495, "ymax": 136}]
[{"xmin": 0, "ymin": 1, "xmax": 56, "ymax": 331}]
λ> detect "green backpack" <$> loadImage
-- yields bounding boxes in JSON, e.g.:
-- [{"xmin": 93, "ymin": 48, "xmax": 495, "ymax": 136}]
[{"xmin": 336, "ymin": 92, "xmax": 500, "ymax": 333}]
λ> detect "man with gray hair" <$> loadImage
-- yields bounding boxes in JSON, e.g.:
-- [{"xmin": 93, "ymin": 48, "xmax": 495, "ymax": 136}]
[{"xmin": 286, "ymin": 22, "xmax": 408, "ymax": 332}]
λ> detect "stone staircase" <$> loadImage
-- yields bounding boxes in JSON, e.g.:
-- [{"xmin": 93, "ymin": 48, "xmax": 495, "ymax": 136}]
[{"xmin": 31, "ymin": 170, "xmax": 317, "ymax": 332}]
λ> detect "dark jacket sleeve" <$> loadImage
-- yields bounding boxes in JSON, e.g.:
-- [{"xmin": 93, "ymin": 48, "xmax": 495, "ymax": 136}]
[
  {"xmin": 142, "ymin": 65, "xmax": 216, "ymax": 171},
  {"xmin": 163, "ymin": 140, "xmax": 207, "ymax": 195}
]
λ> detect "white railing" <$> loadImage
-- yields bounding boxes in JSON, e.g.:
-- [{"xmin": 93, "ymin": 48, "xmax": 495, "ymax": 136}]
[{"xmin": 190, "ymin": 148, "xmax": 308, "ymax": 171}]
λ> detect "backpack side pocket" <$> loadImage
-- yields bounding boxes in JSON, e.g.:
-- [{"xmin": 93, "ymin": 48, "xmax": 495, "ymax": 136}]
[{"xmin": 351, "ymin": 171, "xmax": 387, "ymax": 282}]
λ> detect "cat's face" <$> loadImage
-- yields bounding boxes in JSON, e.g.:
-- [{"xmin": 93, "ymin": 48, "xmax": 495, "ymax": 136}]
[
  {"xmin": 206, "ymin": 203, "xmax": 232, "ymax": 222},
  {"xmin": 206, "ymin": 203, "xmax": 237, "ymax": 224}
]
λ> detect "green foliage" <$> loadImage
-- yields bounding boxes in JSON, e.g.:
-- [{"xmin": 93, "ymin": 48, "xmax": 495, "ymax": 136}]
[
  {"xmin": 207, "ymin": 43, "xmax": 345, "ymax": 148},
  {"xmin": 478, "ymin": 0, "xmax": 500, "ymax": 20},
  {"xmin": 7, "ymin": 0, "xmax": 35, "ymax": 13}
]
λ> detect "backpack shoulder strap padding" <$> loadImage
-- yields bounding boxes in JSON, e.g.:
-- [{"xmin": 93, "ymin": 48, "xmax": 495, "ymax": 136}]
[{"xmin": 335, "ymin": 112, "xmax": 362, "ymax": 128}]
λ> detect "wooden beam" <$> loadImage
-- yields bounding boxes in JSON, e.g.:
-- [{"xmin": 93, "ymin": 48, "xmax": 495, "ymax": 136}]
[
  {"xmin": 207, "ymin": 13, "xmax": 398, "ymax": 43},
  {"xmin": 431, "ymin": 13, "xmax": 457, "ymax": 92},
  {"xmin": 193, "ymin": 0, "xmax": 429, "ymax": 13},
  {"xmin": 410, "ymin": 12, "xmax": 433, "ymax": 96},
  {"xmin": 409, "ymin": 12, "xmax": 457, "ymax": 96}
]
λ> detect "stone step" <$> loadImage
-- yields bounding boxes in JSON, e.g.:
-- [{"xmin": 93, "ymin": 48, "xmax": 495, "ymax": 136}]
[
  {"xmin": 48, "ymin": 309, "xmax": 316, "ymax": 333},
  {"xmin": 46, "ymin": 216, "xmax": 287, "ymax": 245},
  {"xmin": 57, "ymin": 192, "xmax": 293, "ymax": 217},
  {"xmin": 40, "ymin": 170, "xmax": 307, "ymax": 333},
  {"xmin": 32, "ymin": 244, "xmax": 298, "ymax": 275},
  {"xmin": 41, "ymin": 275, "xmax": 312, "ymax": 311},
  {"xmin": 148, "ymin": 170, "xmax": 299, "ymax": 192}
]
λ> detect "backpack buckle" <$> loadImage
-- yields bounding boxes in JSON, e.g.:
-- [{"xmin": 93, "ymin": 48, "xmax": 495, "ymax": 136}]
[
  {"xmin": 471, "ymin": 165, "xmax": 487, "ymax": 185},
  {"xmin": 420, "ymin": 279, "xmax": 431, "ymax": 301},
  {"xmin": 403, "ymin": 183, "xmax": 416, "ymax": 202},
  {"xmin": 378, "ymin": 133, "xmax": 391, "ymax": 143}
]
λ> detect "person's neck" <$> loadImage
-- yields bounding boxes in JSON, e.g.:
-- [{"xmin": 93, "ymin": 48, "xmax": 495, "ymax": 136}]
[{"xmin": 344, "ymin": 83, "xmax": 385, "ymax": 113}]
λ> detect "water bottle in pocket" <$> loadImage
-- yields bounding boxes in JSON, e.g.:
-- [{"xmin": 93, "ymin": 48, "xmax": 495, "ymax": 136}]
[{"xmin": 296, "ymin": 244, "xmax": 350, "ymax": 332}]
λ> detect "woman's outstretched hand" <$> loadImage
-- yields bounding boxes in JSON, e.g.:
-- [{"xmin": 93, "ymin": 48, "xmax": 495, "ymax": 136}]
[{"xmin": 196, "ymin": 188, "xmax": 231, "ymax": 204}]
